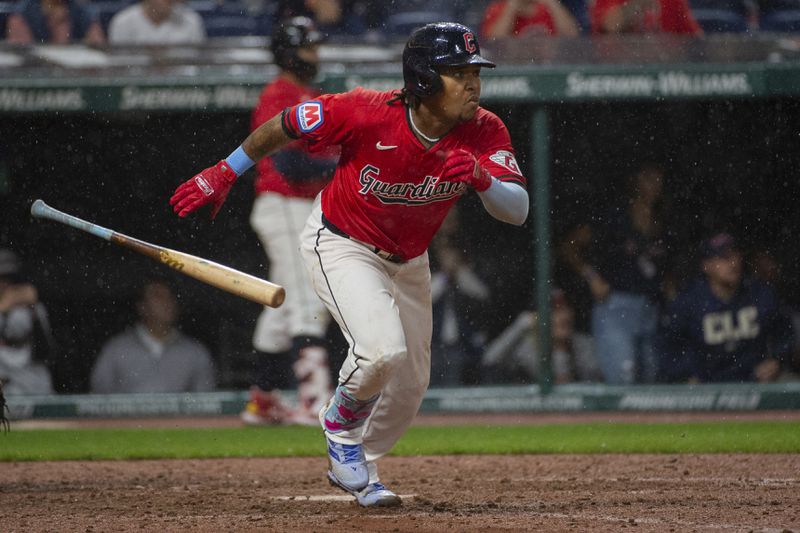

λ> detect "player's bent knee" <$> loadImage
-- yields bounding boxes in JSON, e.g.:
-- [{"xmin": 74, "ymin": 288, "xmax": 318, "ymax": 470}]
[
  {"xmin": 356, "ymin": 347, "xmax": 407, "ymax": 395},
  {"xmin": 371, "ymin": 347, "xmax": 407, "ymax": 376}
]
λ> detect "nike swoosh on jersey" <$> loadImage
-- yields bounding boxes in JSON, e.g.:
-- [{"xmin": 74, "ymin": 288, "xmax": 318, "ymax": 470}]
[{"xmin": 376, "ymin": 141, "xmax": 398, "ymax": 150}]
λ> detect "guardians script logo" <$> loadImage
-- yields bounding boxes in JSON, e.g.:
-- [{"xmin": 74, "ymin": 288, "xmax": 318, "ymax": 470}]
[{"xmin": 358, "ymin": 165, "xmax": 465, "ymax": 205}]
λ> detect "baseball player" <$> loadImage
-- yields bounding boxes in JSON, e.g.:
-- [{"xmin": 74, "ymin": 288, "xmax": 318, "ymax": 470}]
[
  {"xmin": 657, "ymin": 234, "xmax": 794, "ymax": 383},
  {"xmin": 170, "ymin": 22, "xmax": 529, "ymax": 507},
  {"xmin": 240, "ymin": 17, "xmax": 338, "ymax": 427}
]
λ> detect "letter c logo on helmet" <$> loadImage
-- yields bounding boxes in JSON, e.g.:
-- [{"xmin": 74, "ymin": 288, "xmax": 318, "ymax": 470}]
[
  {"xmin": 463, "ymin": 33, "xmax": 477, "ymax": 53},
  {"xmin": 402, "ymin": 22, "xmax": 496, "ymax": 99}
]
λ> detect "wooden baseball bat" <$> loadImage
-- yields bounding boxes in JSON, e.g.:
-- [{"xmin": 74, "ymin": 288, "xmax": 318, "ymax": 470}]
[{"xmin": 30, "ymin": 199, "xmax": 285, "ymax": 308}]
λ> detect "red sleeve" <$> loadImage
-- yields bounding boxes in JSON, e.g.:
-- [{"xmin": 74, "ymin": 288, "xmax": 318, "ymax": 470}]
[
  {"xmin": 538, "ymin": 7, "xmax": 558, "ymax": 35},
  {"xmin": 282, "ymin": 91, "xmax": 355, "ymax": 150},
  {"xmin": 480, "ymin": 1, "xmax": 506, "ymax": 38},
  {"xmin": 661, "ymin": 0, "xmax": 702, "ymax": 34},
  {"xmin": 475, "ymin": 114, "xmax": 526, "ymax": 187},
  {"xmin": 591, "ymin": 0, "xmax": 624, "ymax": 32}
]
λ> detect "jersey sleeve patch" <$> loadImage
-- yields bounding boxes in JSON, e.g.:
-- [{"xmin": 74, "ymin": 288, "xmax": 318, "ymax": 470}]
[
  {"xmin": 296, "ymin": 100, "xmax": 324, "ymax": 133},
  {"xmin": 488, "ymin": 150, "xmax": 521, "ymax": 175}
]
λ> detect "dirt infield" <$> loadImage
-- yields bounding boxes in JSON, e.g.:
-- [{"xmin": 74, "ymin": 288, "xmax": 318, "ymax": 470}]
[
  {"xmin": 3, "ymin": 413, "xmax": 799, "ymax": 532},
  {"xmin": 3, "ymin": 454, "xmax": 799, "ymax": 532}
]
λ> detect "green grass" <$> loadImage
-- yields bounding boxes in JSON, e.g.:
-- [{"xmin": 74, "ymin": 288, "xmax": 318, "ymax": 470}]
[{"xmin": 1, "ymin": 422, "xmax": 798, "ymax": 461}]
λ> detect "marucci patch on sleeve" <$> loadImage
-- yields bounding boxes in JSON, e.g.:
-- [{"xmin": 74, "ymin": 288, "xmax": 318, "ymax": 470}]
[
  {"xmin": 488, "ymin": 150, "xmax": 521, "ymax": 174},
  {"xmin": 297, "ymin": 101, "xmax": 324, "ymax": 133}
]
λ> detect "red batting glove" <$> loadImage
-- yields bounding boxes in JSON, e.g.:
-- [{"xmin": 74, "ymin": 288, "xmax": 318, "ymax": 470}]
[
  {"xmin": 170, "ymin": 160, "xmax": 238, "ymax": 219},
  {"xmin": 441, "ymin": 149, "xmax": 493, "ymax": 192}
]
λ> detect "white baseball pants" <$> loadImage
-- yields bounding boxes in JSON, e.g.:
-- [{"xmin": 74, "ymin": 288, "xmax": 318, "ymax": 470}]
[
  {"xmin": 300, "ymin": 198, "xmax": 432, "ymax": 462},
  {"xmin": 250, "ymin": 192, "xmax": 330, "ymax": 353}
]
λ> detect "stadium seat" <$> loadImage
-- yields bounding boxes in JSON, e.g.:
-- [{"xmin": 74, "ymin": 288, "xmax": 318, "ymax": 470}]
[
  {"xmin": 385, "ymin": 10, "xmax": 456, "ymax": 37},
  {"xmin": 203, "ymin": 14, "xmax": 259, "ymax": 37},
  {"xmin": 562, "ymin": 0, "xmax": 591, "ymax": 32},
  {"xmin": 692, "ymin": 8, "xmax": 750, "ymax": 31},
  {"xmin": 381, "ymin": 0, "xmax": 457, "ymax": 36},
  {"xmin": 760, "ymin": 9, "xmax": 800, "ymax": 30},
  {"xmin": 688, "ymin": 0, "xmax": 751, "ymax": 31},
  {"xmin": 195, "ymin": 0, "xmax": 272, "ymax": 37},
  {"xmin": 187, "ymin": 0, "xmax": 219, "ymax": 17}
]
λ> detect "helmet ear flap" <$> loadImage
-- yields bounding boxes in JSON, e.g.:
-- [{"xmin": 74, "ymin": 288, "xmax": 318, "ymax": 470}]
[
  {"xmin": 418, "ymin": 65, "xmax": 442, "ymax": 98},
  {"xmin": 406, "ymin": 53, "xmax": 442, "ymax": 98}
]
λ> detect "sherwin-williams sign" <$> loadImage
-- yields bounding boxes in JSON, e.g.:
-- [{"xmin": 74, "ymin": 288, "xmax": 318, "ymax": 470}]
[
  {"xmin": 0, "ymin": 85, "xmax": 262, "ymax": 112},
  {"xmin": 0, "ymin": 63, "xmax": 787, "ymax": 112},
  {"xmin": 564, "ymin": 71, "xmax": 754, "ymax": 98}
]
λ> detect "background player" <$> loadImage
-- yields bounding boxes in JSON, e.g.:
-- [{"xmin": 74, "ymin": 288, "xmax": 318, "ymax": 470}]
[
  {"xmin": 240, "ymin": 17, "xmax": 339, "ymax": 427},
  {"xmin": 657, "ymin": 233, "xmax": 794, "ymax": 383},
  {"xmin": 170, "ymin": 22, "xmax": 529, "ymax": 507}
]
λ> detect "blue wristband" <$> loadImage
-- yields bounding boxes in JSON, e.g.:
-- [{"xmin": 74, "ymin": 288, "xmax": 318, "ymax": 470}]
[{"xmin": 225, "ymin": 145, "xmax": 255, "ymax": 176}]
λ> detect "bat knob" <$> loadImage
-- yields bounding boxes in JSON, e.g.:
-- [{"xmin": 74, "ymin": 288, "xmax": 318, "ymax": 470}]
[{"xmin": 31, "ymin": 199, "xmax": 49, "ymax": 218}]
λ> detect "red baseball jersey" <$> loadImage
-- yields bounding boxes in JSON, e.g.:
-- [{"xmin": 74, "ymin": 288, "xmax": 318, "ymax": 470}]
[
  {"xmin": 590, "ymin": 0, "xmax": 701, "ymax": 34},
  {"xmin": 252, "ymin": 76, "xmax": 337, "ymax": 198},
  {"xmin": 481, "ymin": 0, "xmax": 559, "ymax": 37},
  {"xmin": 282, "ymin": 88, "xmax": 526, "ymax": 260}
]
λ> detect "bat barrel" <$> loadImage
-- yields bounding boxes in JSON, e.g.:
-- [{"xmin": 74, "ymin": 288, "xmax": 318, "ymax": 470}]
[{"xmin": 30, "ymin": 199, "xmax": 286, "ymax": 308}]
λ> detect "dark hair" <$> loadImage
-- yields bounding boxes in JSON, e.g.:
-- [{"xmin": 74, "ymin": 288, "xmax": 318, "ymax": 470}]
[
  {"xmin": 135, "ymin": 275, "xmax": 174, "ymax": 304},
  {"xmin": 387, "ymin": 88, "xmax": 419, "ymax": 108}
]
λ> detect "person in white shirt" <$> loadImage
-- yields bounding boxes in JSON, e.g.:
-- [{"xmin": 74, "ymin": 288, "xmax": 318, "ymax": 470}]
[
  {"xmin": 90, "ymin": 277, "xmax": 215, "ymax": 393},
  {"xmin": 108, "ymin": 0, "xmax": 206, "ymax": 45}
]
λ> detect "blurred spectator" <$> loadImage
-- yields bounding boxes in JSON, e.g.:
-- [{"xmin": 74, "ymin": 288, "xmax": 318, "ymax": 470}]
[
  {"xmin": 5, "ymin": 0, "xmax": 105, "ymax": 45},
  {"xmin": 749, "ymin": 248, "xmax": 782, "ymax": 289},
  {"xmin": 482, "ymin": 289, "xmax": 602, "ymax": 384},
  {"xmin": 481, "ymin": 0, "xmax": 581, "ymax": 38},
  {"xmin": 430, "ymin": 208, "xmax": 491, "ymax": 386},
  {"xmin": 108, "ymin": 0, "xmax": 206, "ymax": 45},
  {"xmin": 354, "ymin": 1, "xmax": 390, "ymax": 35},
  {"xmin": 588, "ymin": 163, "xmax": 671, "ymax": 384},
  {"xmin": 240, "ymin": 17, "xmax": 335, "ymax": 427},
  {"xmin": 275, "ymin": 0, "xmax": 386, "ymax": 36},
  {"xmin": 553, "ymin": 218, "xmax": 598, "ymax": 334},
  {"xmin": 276, "ymin": 0, "xmax": 342, "ymax": 33},
  {"xmin": 747, "ymin": 247, "xmax": 799, "ymax": 380},
  {"xmin": 590, "ymin": 0, "xmax": 702, "ymax": 34},
  {"xmin": 657, "ymin": 233, "xmax": 794, "ymax": 383},
  {"xmin": 0, "ymin": 249, "xmax": 55, "ymax": 395},
  {"xmin": 90, "ymin": 277, "xmax": 215, "ymax": 393}
]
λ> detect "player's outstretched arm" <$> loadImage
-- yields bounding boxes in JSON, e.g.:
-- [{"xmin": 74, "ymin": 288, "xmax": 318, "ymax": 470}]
[
  {"xmin": 441, "ymin": 149, "xmax": 529, "ymax": 225},
  {"xmin": 242, "ymin": 114, "xmax": 294, "ymax": 162},
  {"xmin": 477, "ymin": 179, "xmax": 529, "ymax": 226},
  {"xmin": 170, "ymin": 114, "xmax": 292, "ymax": 219}
]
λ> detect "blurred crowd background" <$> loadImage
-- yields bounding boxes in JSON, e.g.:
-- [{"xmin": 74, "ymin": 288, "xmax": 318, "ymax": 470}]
[
  {"xmin": 1, "ymin": 0, "xmax": 800, "ymax": 396},
  {"xmin": 3, "ymin": 0, "xmax": 800, "ymax": 43}
]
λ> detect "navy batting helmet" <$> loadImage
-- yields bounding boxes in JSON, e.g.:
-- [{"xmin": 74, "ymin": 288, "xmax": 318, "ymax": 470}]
[
  {"xmin": 402, "ymin": 22, "xmax": 496, "ymax": 99},
  {"xmin": 271, "ymin": 17, "xmax": 325, "ymax": 81}
]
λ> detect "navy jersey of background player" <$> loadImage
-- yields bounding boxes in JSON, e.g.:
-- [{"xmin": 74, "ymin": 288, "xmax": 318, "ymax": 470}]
[{"xmin": 657, "ymin": 276, "xmax": 793, "ymax": 382}]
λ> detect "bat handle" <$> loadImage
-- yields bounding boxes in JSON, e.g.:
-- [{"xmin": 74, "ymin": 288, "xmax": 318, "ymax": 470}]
[{"xmin": 31, "ymin": 199, "xmax": 114, "ymax": 241}]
